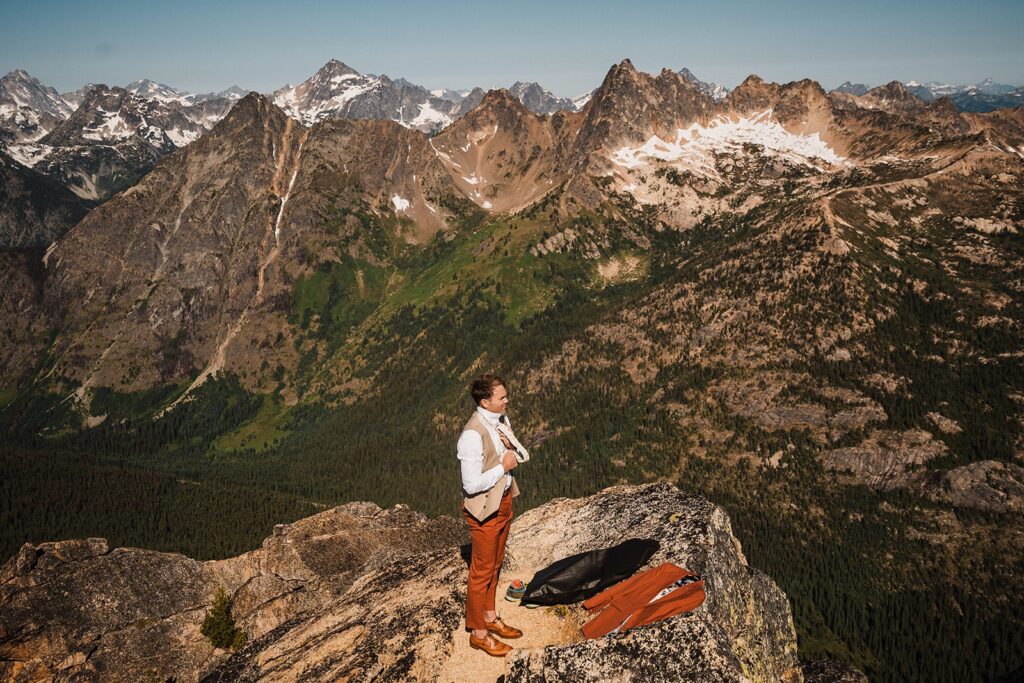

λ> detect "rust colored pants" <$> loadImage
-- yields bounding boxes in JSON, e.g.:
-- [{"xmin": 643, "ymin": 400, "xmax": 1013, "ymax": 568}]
[{"xmin": 463, "ymin": 487, "xmax": 514, "ymax": 630}]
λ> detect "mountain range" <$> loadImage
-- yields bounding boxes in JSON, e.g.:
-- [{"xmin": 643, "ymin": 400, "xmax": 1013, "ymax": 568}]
[
  {"xmin": 1, "ymin": 56, "xmax": 1023, "ymax": 681},
  {"xmin": 836, "ymin": 77, "xmax": 1024, "ymax": 112},
  {"xmin": 2, "ymin": 61, "xmax": 1019, "ymax": 207}
]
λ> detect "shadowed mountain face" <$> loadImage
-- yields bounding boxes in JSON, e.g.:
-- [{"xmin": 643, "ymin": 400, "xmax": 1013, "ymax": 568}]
[
  {"xmin": 0, "ymin": 150, "xmax": 87, "ymax": 248},
  {"xmin": 1, "ymin": 60, "xmax": 1023, "ymax": 682}
]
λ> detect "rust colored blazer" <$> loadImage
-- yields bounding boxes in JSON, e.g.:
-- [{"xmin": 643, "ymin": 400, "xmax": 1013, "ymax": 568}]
[{"xmin": 581, "ymin": 562, "xmax": 706, "ymax": 639}]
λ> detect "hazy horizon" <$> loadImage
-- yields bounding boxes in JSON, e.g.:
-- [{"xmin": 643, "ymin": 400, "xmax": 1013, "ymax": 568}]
[{"xmin": 1, "ymin": 0, "xmax": 1022, "ymax": 98}]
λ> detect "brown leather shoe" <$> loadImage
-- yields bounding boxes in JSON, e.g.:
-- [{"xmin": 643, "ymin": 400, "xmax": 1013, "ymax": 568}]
[
  {"xmin": 469, "ymin": 632, "xmax": 512, "ymax": 657},
  {"xmin": 485, "ymin": 617, "xmax": 523, "ymax": 639}
]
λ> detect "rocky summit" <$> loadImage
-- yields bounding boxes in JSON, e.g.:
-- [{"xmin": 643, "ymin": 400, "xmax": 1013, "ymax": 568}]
[{"xmin": 0, "ymin": 483, "xmax": 804, "ymax": 682}]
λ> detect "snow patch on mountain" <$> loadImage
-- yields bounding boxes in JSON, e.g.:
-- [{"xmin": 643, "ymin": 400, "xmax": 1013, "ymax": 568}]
[
  {"xmin": 406, "ymin": 101, "xmax": 452, "ymax": 130},
  {"xmin": 125, "ymin": 80, "xmax": 190, "ymax": 105},
  {"xmin": 80, "ymin": 112, "xmax": 135, "ymax": 141},
  {"xmin": 5, "ymin": 142, "xmax": 53, "ymax": 167},
  {"xmin": 165, "ymin": 128, "xmax": 202, "ymax": 147},
  {"xmin": 611, "ymin": 110, "xmax": 845, "ymax": 175}
]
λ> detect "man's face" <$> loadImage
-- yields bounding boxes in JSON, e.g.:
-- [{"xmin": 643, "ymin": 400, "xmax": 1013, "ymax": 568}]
[{"xmin": 480, "ymin": 384, "xmax": 509, "ymax": 414}]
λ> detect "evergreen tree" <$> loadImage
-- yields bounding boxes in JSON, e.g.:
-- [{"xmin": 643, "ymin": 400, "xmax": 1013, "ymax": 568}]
[{"xmin": 200, "ymin": 587, "xmax": 246, "ymax": 650}]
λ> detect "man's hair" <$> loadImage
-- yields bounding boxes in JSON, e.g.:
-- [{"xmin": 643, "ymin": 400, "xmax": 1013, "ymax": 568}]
[{"xmin": 471, "ymin": 374, "xmax": 506, "ymax": 406}]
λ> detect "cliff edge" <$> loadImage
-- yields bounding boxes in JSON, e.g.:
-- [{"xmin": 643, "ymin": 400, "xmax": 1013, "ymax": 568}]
[{"xmin": 2, "ymin": 483, "xmax": 805, "ymax": 682}]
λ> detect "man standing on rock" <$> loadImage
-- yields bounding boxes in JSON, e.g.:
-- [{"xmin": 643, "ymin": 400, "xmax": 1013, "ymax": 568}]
[{"xmin": 457, "ymin": 374, "xmax": 528, "ymax": 656}]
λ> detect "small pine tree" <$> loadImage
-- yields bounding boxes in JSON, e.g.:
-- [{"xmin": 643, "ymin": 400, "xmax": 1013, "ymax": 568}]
[{"xmin": 200, "ymin": 587, "xmax": 247, "ymax": 650}]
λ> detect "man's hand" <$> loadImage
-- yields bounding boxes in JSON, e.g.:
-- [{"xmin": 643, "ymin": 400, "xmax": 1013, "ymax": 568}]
[{"xmin": 501, "ymin": 450, "xmax": 519, "ymax": 472}]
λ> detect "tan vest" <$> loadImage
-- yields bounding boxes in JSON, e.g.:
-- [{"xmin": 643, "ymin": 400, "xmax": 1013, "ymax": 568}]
[{"xmin": 461, "ymin": 411, "xmax": 521, "ymax": 522}]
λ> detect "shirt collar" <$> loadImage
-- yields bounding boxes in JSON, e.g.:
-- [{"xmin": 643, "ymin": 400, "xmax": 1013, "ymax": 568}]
[{"xmin": 477, "ymin": 405, "xmax": 505, "ymax": 423}]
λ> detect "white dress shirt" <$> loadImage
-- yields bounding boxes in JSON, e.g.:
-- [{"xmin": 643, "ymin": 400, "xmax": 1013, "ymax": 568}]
[{"xmin": 457, "ymin": 405, "xmax": 512, "ymax": 495}]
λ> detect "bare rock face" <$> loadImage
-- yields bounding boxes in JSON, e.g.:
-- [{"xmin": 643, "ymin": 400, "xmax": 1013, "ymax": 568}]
[
  {"xmin": 822, "ymin": 428, "xmax": 948, "ymax": 488},
  {"xmin": 0, "ymin": 483, "xmax": 806, "ymax": 679},
  {"xmin": 0, "ymin": 502, "xmax": 465, "ymax": 682},
  {"xmin": 932, "ymin": 460, "xmax": 1024, "ymax": 512},
  {"xmin": 202, "ymin": 483, "xmax": 800, "ymax": 682},
  {"xmin": 0, "ymin": 484, "xmax": 803, "ymax": 682},
  {"xmin": 567, "ymin": 59, "xmax": 714, "ymax": 170},
  {"xmin": 502, "ymin": 483, "xmax": 801, "ymax": 683},
  {"xmin": 431, "ymin": 89, "xmax": 568, "ymax": 213},
  {"xmin": 508, "ymin": 81, "xmax": 577, "ymax": 115}
]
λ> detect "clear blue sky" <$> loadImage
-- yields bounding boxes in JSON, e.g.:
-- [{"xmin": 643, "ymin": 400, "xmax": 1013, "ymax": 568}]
[{"xmin": 1, "ymin": 0, "xmax": 1022, "ymax": 96}]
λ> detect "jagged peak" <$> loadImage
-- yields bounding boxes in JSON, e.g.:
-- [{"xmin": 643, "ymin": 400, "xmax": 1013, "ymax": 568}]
[
  {"xmin": 678, "ymin": 67, "xmax": 699, "ymax": 82},
  {"xmin": 228, "ymin": 91, "xmax": 274, "ymax": 115},
  {"xmin": 3, "ymin": 68, "xmax": 35, "ymax": 81},
  {"xmin": 833, "ymin": 81, "xmax": 871, "ymax": 96},
  {"xmin": 591, "ymin": 59, "xmax": 650, "ymax": 100},
  {"xmin": 738, "ymin": 74, "xmax": 766, "ymax": 88},
  {"xmin": 316, "ymin": 59, "xmax": 361, "ymax": 77},
  {"xmin": 728, "ymin": 75, "xmax": 826, "ymax": 99},
  {"xmin": 790, "ymin": 77, "xmax": 825, "ymax": 91},
  {"xmin": 509, "ymin": 81, "xmax": 553, "ymax": 97},
  {"xmin": 479, "ymin": 87, "xmax": 523, "ymax": 108},
  {"xmin": 449, "ymin": 87, "xmax": 536, "ymax": 127},
  {"xmin": 927, "ymin": 96, "xmax": 960, "ymax": 116},
  {"xmin": 127, "ymin": 78, "xmax": 171, "ymax": 89},
  {"xmin": 77, "ymin": 84, "xmax": 119, "ymax": 105},
  {"xmin": 655, "ymin": 67, "xmax": 703, "ymax": 92},
  {"xmin": 723, "ymin": 75, "xmax": 770, "ymax": 106},
  {"xmin": 868, "ymin": 80, "xmax": 916, "ymax": 100},
  {"xmin": 209, "ymin": 91, "xmax": 287, "ymax": 136}
]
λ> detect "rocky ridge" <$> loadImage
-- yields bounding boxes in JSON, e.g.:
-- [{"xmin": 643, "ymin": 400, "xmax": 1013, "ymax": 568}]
[
  {"xmin": 124, "ymin": 79, "xmax": 248, "ymax": 107},
  {"xmin": 5, "ymin": 84, "xmax": 238, "ymax": 202},
  {"xmin": 904, "ymin": 78, "xmax": 1024, "ymax": 113},
  {"xmin": 0, "ymin": 483, "xmax": 804, "ymax": 682},
  {"xmin": 4, "ymin": 62, "xmax": 1023, "ymax": 214},
  {"xmin": 272, "ymin": 61, "xmax": 585, "ymax": 136},
  {"xmin": 0, "ymin": 500, "xmax": 465, "ymax": 682}
]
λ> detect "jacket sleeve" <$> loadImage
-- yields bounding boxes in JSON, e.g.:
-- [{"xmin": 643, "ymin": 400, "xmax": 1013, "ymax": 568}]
[{"xmin": 582, "ymin": 563, "xmax": 672, "ymax": 612}]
